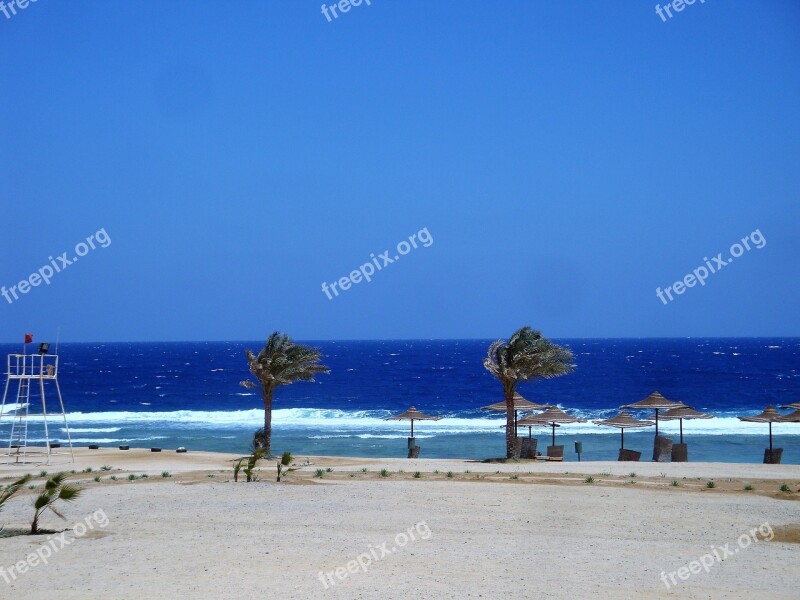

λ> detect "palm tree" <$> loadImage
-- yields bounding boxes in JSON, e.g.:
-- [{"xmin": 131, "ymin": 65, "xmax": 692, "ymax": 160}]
[
  {"xmin": 240, "ymin": 332, "xmax": 329, "ymax": 457},
  {"xmin": 1, "ymin": 474, "xmax": 32, "ymax": 532},
  {"xmin": 483, "ymin": 327, "xmax": 575, "ymax": 458},
  {"xmin": 30, "ymin": 473, "xmax": 82, "ymax": 534}
]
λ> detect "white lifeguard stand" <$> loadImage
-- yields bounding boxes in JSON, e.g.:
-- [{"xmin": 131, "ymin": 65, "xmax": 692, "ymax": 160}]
[{"xmin": 0, "ymin": 349, "xmax": 74, "ymax": 465}]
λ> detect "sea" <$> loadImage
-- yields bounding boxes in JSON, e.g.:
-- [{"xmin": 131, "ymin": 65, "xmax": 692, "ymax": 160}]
[{"xmin": 1, "ymin": 339, "xmax": 798, "ymax": 464}]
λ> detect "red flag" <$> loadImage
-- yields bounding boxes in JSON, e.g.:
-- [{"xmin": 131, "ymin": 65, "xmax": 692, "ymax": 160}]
[{"xmin": 24, "ymin": 333, "xmax": 33, "ymax": 344}]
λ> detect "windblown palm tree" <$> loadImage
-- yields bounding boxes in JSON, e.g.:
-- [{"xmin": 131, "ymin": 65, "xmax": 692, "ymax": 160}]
[
  {"xmin": 483, "ymin": 327, "xmax": 575, "ymax": 458},
  {"xmin": 240, "ymin": 332, "xmax": 329, "ymax": 457},
  {"xmin": 30, "ymin": 473, "xmax": 82, "ymax": 534},
  {"xmin": 1, "ymin": 474, "xmax": 32, "ymax": 532}
]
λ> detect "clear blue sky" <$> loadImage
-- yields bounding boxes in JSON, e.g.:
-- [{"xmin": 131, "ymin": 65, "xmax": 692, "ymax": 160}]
[{"xmin": 1, "ymin": 1, "xmax": 798, "ymax": 342}]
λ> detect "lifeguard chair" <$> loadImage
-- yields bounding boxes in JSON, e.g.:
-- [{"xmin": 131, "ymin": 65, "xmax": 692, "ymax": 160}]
[{"xmin": 0, "ymin": 343, "xmax": 74, "ymax": 465}]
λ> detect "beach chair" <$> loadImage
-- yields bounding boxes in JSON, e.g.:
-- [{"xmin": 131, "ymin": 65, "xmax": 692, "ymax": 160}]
[{"xmin": 546, "ymin": 445, "xmax": 564, "ymax": 461}]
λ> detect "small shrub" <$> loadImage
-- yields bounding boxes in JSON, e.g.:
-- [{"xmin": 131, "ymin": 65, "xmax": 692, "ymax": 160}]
[
  {"xmin": 628, "ymin": 472, "xmax": 636, "ymax": 478},
  {"xmin": 510, "ymin": 474, "xmax": 518, "ymax": 480},
  {"xmin": 464, "ymin": 470, "xmax": 471, "ymax": 474},
  {"xmin": 584, "ymin": 476, "xmax": 594, "ymax": 484},
  {"xmin": 743, "ymin": 484, "xmax": 753, "ymax": 491},
  {"xmin": 207, "ymin": 474, "xmax": 215, "ymax": 478},
  {"xmin": 69, "ymin": 470, "xmax": 76, "ymax": 474},
  {"xmin": 412, "ymin": 471, "xmax": 422, "ymax": 478},
  {"xmin": 779, "ymin": 483, "xmax": 790, "ymax": 493},
  {"xmin": 161, "ymin": 471, "xmax": 172, "ymax": 478},
  {"xmin": 325, "ymin": 467, "xmax": 333, "ymax": 473},
  {"xmin": 433, "ymin": 469, "xmax": 440, "ymax": 475},
  {"xmin": 446, "ymin": 471, "xmax": 454, "ymax": 478},
  {"xmin": 128, "ymin": 474, "xmax": 138, "ymax": 481},
  {"xmin": 671, "ymin": 480, "xmax": 680, "ymax": 487},
  {"xmin": 360, "ymin": 468, "xmax": 368, "ymax": 473},
  {"xmin": 380, "ymin": 469, "xmax": 390, "ymax": 478},
  {"xmin": 140, "ymin": 474, "xmax": 148, "ymax": 479},
  {"xmin": 83, "ymin": 468, "xmax": 93, "ymax": 474},
  {"xmin": 495, "ymin": 470, "xmax": 501, "ymax": 475},
  {"xmin": 314, "ymin": 469, "xmax": 325, "ymax": 478},
  {"xmin": 110, "ymin": 476, "xmax": 118, "ymax": 481},
  {"xmin": 100, "ymin": 465, "xmax": 112, "ymax": 471},
  {"xmin": 397, "ymin": 469, "xmax": 405, "ymax": 474},
  {"xmin": 39, "ymin": 471, "xmax": 48, "ymax": 477},
  {"xmin": 28, "ymin": 484, "xmax": 36, "ymax": 490},
  {"xmin": 93, "ymin": 476, "xmax": 101, "ymax": 483},
  {"xmin": 706, "ymin": 481, "xmax": 715, "ymax": 489}
]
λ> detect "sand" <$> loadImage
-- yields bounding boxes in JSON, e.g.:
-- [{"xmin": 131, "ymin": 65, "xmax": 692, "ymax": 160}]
[{"xmin": 0, "ymin": 449, "xmax": 798, "ymax": 599}]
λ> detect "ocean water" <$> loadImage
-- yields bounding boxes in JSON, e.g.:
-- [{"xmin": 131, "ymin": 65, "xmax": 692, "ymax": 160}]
[{"xmin": 1, "ymin": 339, "xmax": 798, "ymax": 463}]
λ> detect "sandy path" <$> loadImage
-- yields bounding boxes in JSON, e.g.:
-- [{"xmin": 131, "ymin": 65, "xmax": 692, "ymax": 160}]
[{"xmin": 0, "ymin": 452, "xmax": 797, "ymax": 599}]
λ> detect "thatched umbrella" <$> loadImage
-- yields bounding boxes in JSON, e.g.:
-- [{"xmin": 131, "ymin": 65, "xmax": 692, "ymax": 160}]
[
  {"xmin": 511, "ymin": 418, "xmax": 558, "ymax": 442},
  {"xmin": 621, "ymin": 391, "xmax": 686, "ymax": 437},
  {"xmin": 660, "ymin": 406, "xmax": 714, "ymax": 444},
  {"xmin": 780, "ymin": 402, "xmax": 800, "ymax": 411},
  {"xmin": 777, "ymin": 409, "xmax": 800, "ymax": 423},
  {"xmin": 519, "ymin": 406, "xmax": 586, "ymax": 447},
  {"xmin": 481, "ymin": 393, "xmax": 548, "ymax": 437},
  {"xmin": 385, "ymin": 406, "xmax": 441, "ymax": 437},
  {"xmin": 593, "ymin": 411, "xmax": 654, "ymax": 450},
  {"xmin": 737, "ymin": 405, "xmax": 784, "ymax": 452}
]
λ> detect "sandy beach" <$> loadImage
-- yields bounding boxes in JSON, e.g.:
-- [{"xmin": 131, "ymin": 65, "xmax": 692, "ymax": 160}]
[{"xmin": 0, "ymin": 449, "xmax": 797, "ymax": 599}]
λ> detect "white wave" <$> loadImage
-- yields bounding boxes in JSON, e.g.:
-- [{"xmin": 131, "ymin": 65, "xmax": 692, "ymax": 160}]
[
  {"xmin": 62, "ymin": 427, "xmax": 122, "ymax": 433},
  {"xmin": 25, "ymin": 437, "xmax": 166, "ymax": 443},
  {"xmin": 1, "ymin": 408, "xmax": 796, "ymax": 436}
]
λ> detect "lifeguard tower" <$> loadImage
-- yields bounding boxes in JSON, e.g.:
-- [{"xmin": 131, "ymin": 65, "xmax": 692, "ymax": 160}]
[{"xmin": 0, "ymin": 343, "xmax": 74, "ymax": 465}]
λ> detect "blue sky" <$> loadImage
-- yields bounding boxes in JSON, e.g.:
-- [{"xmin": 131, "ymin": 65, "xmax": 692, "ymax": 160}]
[{"xmin": 1, "ymin": 1, "xmax": 798, "ymax": 342}]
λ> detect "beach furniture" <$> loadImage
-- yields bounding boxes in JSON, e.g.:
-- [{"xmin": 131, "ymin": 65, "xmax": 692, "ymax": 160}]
[
  {"xmin": 88, "ymin": 444, "xmax": 100, "ymax": 450},
  {"xmin": 738, "ymin": 406, "xmax": 786, "ymax": 464},
  {"xmin": 384, "ymin": 406, "xmax": 441, "ymax": 458},
  {"xmin": 621, "ymin": 391, "xmax": 686, "ymax": 462},
  {"xmin": 517, "ymin": 406, "xmax": 586, "ymax": 461},
  {"xmin": 482, "ymin": 393, "xmax": 548, "ymax": 444},
  {"xmin": 593, "ymin": 411, "xmax": 654, "ymax": 461},
  {"xmin": 119, "ymin": 445, "xmax": 129, "ymax": 450},
  {"xmin": 660, "ymin": 406, "xmax": 713, "ymax": 462}
]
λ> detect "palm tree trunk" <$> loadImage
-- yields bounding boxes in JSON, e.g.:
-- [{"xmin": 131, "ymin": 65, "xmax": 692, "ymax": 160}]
[
  {"xmin": 31, "ymin": 510, "xmax": 40, "ymax": 534},
  {"xmin": 262, "ymin": 383, "xmax": 273, "ymax": 458},
  {"xmin": 504, "ymin": 384, "xmax": 516, "ymax": 459}
]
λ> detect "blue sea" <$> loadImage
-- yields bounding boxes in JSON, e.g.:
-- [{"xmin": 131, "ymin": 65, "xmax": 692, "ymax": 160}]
[{"xmin": 1, "ymin": 339, "xmax": 798, "ymax": 463}]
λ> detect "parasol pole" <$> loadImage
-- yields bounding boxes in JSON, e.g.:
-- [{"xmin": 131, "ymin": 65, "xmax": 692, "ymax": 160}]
[{"xmin": 769, "ymin": 421, "xmax": 773, "ymax": 452}]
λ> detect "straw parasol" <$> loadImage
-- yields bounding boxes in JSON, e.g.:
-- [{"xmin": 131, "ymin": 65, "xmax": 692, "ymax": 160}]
[
  {"xmin": 621, "ymin": 391, "xmax": 686, "ymax": 437},
  {"xmin": 737, "ymin": 405, "xmax": 784, "ymax": 452},
  {"xmin": 481, "ymin": 392, "xmax": 549, "ymax": 437},
  {"xmin": 780, "ymin": 402, "xmax": 800, "ymax": 411},
  {"xmin": 593, "ymin": 411, "xmax": 654, "ymax": 450},
  {"xmin": 518, "ymin": 406, "xmax": 586, "ymax": 447},
  {"xmin": 384, "ymin": 406, "xmax": 441, "ymax": 437},
  {"xmin": 659, "ymin": 406, "xmax": 714, "ymax": 444},
  {"xmin": 777, "ymin": 409, "xmax": 800, "ymax": 423}
]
